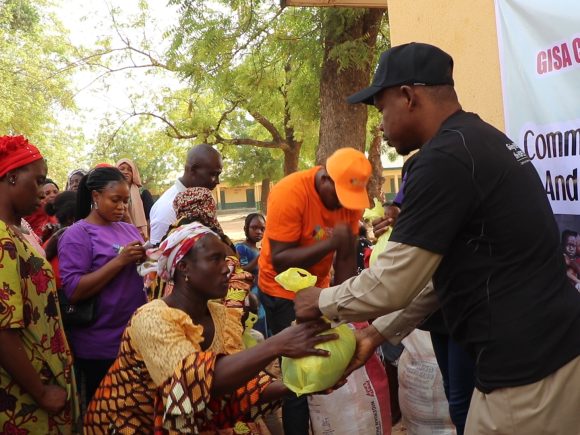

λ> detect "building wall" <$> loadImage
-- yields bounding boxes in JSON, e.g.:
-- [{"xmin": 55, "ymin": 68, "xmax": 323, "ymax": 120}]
[
  {"xmin": 223, "ymin": 187, "xmax": 248, "ymax": 203},
  {"xmin": 382, "ymin": 168, "xmax": 403, "ymax": 200},
  {"xmin": 215, "ymin": 183, "xmax": 263, "ymax": 210},
  {"xmin": 387, "ymin": 0, "xmax": 505, "ymax": 131}
]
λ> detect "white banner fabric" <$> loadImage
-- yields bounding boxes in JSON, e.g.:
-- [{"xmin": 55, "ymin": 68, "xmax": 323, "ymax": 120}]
[{"xmin": 495, "ymin": 0, "xmax": 580, "ymax": 215}]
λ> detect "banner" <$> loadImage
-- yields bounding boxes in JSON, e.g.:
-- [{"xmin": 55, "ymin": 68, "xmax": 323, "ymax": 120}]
[
  {"xmin": 495, "ymin": 0, "xmax": 580, "ymax": 215},
  {"xmin": 495, "ymin": 0, "xmax": 580, "ymax": 289}
]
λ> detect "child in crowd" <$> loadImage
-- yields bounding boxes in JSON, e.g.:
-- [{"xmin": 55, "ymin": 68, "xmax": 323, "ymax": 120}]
[
  {"xmin": 236, "ymin": 213, "xmax": 265, "ymax": 273},
  {"xmin": 562, "ymin": 229, "xmax": 580, "ymax": 290},
  {"xmin": 235, "ymin": 213, "xmax": 268, "ymax": 335}
]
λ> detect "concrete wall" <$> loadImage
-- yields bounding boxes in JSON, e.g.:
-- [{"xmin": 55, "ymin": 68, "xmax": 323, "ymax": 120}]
[
  {"xmin": 215, "ymin": 183, "xmax": 263, "ymax": 210},
  {"xmin": 387, "ymin": 0, "xmax": 505, "ymax": 130},
  {"xmin": 382, "ymin": 168, "xmax": 403, "ymax": 200},
  {"xmin": 224, "ymin": 187, "xmax": 248, "ymax": 203}
]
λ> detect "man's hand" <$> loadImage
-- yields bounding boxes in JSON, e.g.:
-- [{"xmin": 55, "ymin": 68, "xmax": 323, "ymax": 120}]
[
  {"xmin": 343, "ymin": 325, "xmax": 385, "ymax": 378},
  {"xmin": 372, "ymin": 204, "xmax": 400, "ymax": 238},
  {"xmin": 294, "ymin": 286, "xmax": 324, "ymax": 322}
]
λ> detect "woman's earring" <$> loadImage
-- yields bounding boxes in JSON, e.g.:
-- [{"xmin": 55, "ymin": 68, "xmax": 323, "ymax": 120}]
[
  {"xmin": 8, "ymin": 177, "xmax": 15, "ymax": 185},
  {"xmin": 93, "ymin": 202, "xmax": 99, "ymax": 210},
  {"xmin": 185, "ymin": 276, "xmax": 190, "ymax": 283}
]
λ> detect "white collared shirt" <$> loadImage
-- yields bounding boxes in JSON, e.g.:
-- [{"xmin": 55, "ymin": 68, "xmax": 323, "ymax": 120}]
[{"xmin": 149, "ymin": 179, "xmax": 186, "ymax": 244}]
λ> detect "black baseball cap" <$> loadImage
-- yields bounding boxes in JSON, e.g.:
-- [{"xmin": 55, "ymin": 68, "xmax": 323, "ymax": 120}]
[{"xmin": 347, "ymin": 42, "xmax": 454, "ymax": 105}]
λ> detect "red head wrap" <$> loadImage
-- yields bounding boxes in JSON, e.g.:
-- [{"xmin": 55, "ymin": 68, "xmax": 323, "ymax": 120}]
[{"xmin": 0, "ymin": 135, "xmax": 43, "ymax": 177}]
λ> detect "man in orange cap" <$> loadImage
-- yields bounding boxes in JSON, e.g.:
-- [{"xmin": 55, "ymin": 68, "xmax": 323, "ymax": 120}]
[{"xmin": 258, "ymin": 147, "xmax": 371, "ymax": 434}]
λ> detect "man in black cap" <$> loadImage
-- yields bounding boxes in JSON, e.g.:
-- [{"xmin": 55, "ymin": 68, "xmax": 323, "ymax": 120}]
[{"xmin": 294, "ymin": 42, "xmax": 580, "ymax": 434}]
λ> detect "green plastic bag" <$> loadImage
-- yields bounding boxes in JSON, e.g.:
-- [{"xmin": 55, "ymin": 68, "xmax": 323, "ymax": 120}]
[{"xmin": 275, "ymin": 268, "xmax": 356, "ymax": 396}]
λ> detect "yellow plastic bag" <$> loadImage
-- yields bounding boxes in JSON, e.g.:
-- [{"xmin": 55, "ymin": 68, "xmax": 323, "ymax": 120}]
[
  {"xmin": 281, "ymin": 322, "xmax": 356, "ymax": 396},
  {"xmin": 275, "ymin": 268, "xmax": 356, "ymax": 396},
  {"xmin": 369, "ymin": 227, "xmax": 392, "ymax": 266},
  {"xmin": 362, "ymin": 198, "xmax": 392, "ymax": 266},
  {"xmin": 242, "ymin": 312, "xmax": 259, "ymax": 349},
  {"xmin": 275, "ymin": 267, "xmax": 317, "ymax": 291},
  {"xmin": 363, "ymin": 197, "xmax": 385, "ymax": 221}
]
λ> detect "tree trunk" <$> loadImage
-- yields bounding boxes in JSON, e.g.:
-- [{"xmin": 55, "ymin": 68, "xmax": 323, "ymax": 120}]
[
  {"xmin": 260, "ymin": 177, "xmax": 271, "ymax": 214},
  {"xmin": 282, "ymin": 141, "xmax": 302, "ymax": 175},
  {"xmin": 367, "ymin": 128, "xmax": 384, "ymax": 202},
  {"xmin": 316, "ymin": 8, "xmax": 385, "ymax": 164}
]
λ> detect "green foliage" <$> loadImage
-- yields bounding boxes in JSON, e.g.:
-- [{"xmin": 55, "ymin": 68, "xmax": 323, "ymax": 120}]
[
  {"xmin": 0, "ymin": 0, "xmax": 81, "ymax": 184},
  {"xmin": 0, "ymin": 0, "xmax": 75, "ymax": 131},
  {"xmin": 221, "ymin": 146, "xmax": 282, "ymax": 185},
  {"xmin": 90, "ymin": 118, "xmax": 188, "ymax": 194},
  {"xmin": 87, "ymin": 1, "xmax": 388, "ymax": 188},
  {"xmin": 164, "ymin": 0, "xmax": 325, "ymax": 178},
  {"xmin": 2, "ymin": 0, "xmax": 40, "ymax": 30},
  {"xmin": 39, "ymin": 126, "xmax": 89, "ymax": 188}
]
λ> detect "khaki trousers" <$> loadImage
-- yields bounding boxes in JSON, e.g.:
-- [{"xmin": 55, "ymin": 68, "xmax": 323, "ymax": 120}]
[{"xmin": 465, "ymin": 355, "xmax": 580, "ymax": 435}]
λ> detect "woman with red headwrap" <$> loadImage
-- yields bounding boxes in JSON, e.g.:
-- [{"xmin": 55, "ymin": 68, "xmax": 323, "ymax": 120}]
[{"xmin": 0, "ymin": 136, "xmax": 79, "ymax": 433}]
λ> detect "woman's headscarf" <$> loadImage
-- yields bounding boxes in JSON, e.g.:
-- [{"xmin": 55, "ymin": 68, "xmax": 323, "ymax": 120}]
[
  {"xmin": 65, "ymin": 169, "xmax": 87, "ymax": 190},
  {"xmin": 116, "ymin": 158, "xmax": 147, "ymax": 237},
  {"xmin": 141, "ymin": 222, "xmax": 217, "ymax": 282},
  {"xmin": 0, "ymin": 135, "xmax": 43, "ymax": 177},
  {"xmin": 173, "ymin": 187, "xmax": 220, "ymax": 229}
]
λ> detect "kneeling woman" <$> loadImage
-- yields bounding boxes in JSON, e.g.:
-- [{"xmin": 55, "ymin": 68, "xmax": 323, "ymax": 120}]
[{"xmin": 84, "ymin": 222, "xmax": 334, "ymax": 434}]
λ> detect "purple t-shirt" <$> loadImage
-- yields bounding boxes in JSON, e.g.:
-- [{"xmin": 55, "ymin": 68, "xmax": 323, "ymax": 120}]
[{"xmin": 58, "ymin": 220, "xmax": 147, "ymax": 359}]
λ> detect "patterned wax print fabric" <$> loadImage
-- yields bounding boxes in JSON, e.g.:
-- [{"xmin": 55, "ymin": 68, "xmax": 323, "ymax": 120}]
[
  {"xmin": 84, "ymin": 299, "xmax": 279, "ymax": 434},
  {"xmin": 224, "ymin": 255, "xmax": 254, "ymax": 309},
  {"xmin": 173, "ymin": 187, "xmax": 220, "ymax": 229},
  {"xmin": 0, "ymin": 221, "xmax": 79, "ymax": 434}
]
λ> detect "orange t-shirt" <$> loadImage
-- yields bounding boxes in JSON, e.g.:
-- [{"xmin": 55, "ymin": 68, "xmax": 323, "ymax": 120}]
[{"xmin": 258, "ymin": 167, "xmax": 362, "ymax": 300}]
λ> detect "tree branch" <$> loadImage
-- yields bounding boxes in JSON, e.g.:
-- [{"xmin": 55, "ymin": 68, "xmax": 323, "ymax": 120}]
[
  {"xmin": 112, "ymin": 110, "xmax": 198, "ymax": 140},
  {"xmin": 281, "ymin": 61, "xmax": 295, "ymax": 144},
  {"xmin": 214, "ymin": 135, "xmax": 280, "ymax": 149},
  {"xmin": 249, "ymin": 111, "xmax": 283, "ymax": 143},
  {"xmin": 215, "ymin": 100, "xmax": 242, "ymax": 134},
  {"xmin": 132, "ymin": 111, "xmax": 197, "ymax": 139}
]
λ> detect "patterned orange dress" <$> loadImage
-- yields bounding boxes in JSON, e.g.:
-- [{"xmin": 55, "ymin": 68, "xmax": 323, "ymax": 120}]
[{"xmin": 84, "ymin": 299, "xmax": 279, "ymax": 434}]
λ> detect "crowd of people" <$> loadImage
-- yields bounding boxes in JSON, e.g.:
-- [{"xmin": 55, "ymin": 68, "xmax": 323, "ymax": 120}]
[{"xmin": 1, "ymin": 41, "xmax": 579, "ymax": 435}]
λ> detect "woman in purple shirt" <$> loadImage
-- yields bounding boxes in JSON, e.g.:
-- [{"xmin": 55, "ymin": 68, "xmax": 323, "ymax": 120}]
[{"xmin": 58, "ymin": 167, "xmax": 147, "ymax": 407}]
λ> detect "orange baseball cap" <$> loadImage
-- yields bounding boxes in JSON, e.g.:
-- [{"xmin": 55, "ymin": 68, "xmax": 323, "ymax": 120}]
[{"xmin": 326, "ymin": 147, "xmax": 371, "ymax": 210}]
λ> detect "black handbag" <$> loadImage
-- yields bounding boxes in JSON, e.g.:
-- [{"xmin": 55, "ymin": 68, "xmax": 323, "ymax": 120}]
[
  {"xmin": 58, "ymin": 289, "xmax": 97, "ymax": 327},
  {"xmin": 56, "ymin": 224, "xmax": 98, "ymax": 327}
]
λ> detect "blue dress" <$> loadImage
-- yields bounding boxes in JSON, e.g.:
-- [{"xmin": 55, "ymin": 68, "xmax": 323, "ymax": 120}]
[{"xmin": 235, "ymin": 242, "xmax": 267, "ymax": 335}]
